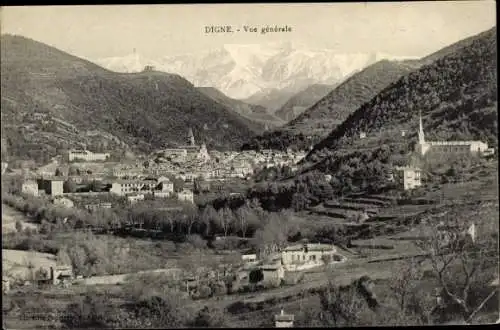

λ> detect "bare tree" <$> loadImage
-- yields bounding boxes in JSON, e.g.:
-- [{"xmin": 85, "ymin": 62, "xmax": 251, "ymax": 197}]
[{"xmin": 415, "ymin": 213, "xmax": 492, "ymax": 322}]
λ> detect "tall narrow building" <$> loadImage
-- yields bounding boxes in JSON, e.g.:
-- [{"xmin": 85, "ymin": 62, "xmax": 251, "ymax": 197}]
[{"xmin": 188, "ymin": 128, "xmax": 196, "ymax": 147}]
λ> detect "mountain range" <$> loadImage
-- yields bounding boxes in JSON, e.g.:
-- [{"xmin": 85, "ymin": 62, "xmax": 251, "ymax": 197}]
[
  {"xmin": 93, "ymin": 42, "xmax": 419, "ymax": 101},
  {"xmin": 0, "ymin": 35, "xmax": 263, "ymax": 163},
  {"xmin": 243, "ymin": 27, "xmax": 498, "ymax": 153}
]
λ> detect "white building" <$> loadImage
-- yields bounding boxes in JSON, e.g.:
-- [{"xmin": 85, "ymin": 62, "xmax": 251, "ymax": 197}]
[
  {"xmin": 281, "ymin": 243, "xmax": 345, "ymax": 271},
  {"xmin": 69, "ymin": 150, "xmax": 110, "ymax": 162},
  {"xmin": 110, "ymin": 179, "xmax": 157, "ymax": 196},
  {"xmin": 393, "ymin": 166, "xmax": 422, "ymax": 190},
  {"xmin": 415, "ymin": 113, "xmax": 493, "ymax": 157}
]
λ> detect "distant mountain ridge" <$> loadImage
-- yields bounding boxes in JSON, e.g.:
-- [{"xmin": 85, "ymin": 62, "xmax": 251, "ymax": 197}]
[
  {"xmin": 0, "ymin": 34, "xmax": 261, "ymax": 162},
  {"xmin": 93, "ymin": 42, "xmax": 419, "ymax": 100},
  {"xmin": 275, "ymin": 83, "xmax": 337, "ymax": 122},
  {"xmin": 196, "ymin": 87, "xmax": 284, "ymax": 128}
]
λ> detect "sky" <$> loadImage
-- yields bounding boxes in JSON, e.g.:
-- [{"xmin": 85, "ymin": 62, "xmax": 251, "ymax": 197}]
[{"xmin": 1, "ymin": 2, "xmax": 496, "ymax": 60}]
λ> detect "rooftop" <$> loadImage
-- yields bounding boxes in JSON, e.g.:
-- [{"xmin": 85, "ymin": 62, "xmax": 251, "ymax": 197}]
[{"xmin": 283, "ymin": 243, "xmax": 336, "ymax": 253}]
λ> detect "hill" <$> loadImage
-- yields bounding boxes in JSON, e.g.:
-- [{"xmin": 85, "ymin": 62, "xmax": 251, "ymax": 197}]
[
  {"xmin": 307, "ymin": 27, "xmax": 497, "ymax": 163},
  {"xmin": 241, "ymin": 60, "xmax": 419, "ymax": 151},
  {"xmin": 275, "ymin": 84, "xmax": 335, "ymax": 122},
  {"xmin": 197, "ymin": 87, "xmax": 284, "ymax": 128},
  {"xmin": 243, "ymin": 87, "xmax": 298, "ymax": 114},
  {"xmin": 0, "ymin": 35, "xmax": 260, "ymax": 163}
]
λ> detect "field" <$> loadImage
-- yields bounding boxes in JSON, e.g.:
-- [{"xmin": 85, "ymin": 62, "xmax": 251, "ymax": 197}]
[
  {"xmin": 2, "ymin": 203, "xmax": 39, "ymax": 234},
  {"xmin": 2, "ymin": 249, "xmax": 57, "ymax": 280}
]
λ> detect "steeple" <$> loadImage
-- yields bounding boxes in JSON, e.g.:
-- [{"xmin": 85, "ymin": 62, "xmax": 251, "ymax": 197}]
[
  {"xmin": 418, "ymin": 111, "xmax": 425, "ymax": 144},
  {"xmin": 188, "ymin": 128, "xmax": 196, "ymax": 147}
]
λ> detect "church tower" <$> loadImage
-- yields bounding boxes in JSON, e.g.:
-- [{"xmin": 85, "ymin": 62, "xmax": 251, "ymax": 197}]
[
  {"xmin": 418, "ymin": 111, "xmax": 425, "ymax": 144},
  {"xmin": 188, "ymin": 128, "xmax": 196, "ymax": 147},
  {"xmin": 416, "ymin": 111, "xmax": 430, "ymax": 156}
]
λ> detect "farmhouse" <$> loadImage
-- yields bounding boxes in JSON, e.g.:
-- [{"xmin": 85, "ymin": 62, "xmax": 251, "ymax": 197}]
[{"xmin": 281, "ymin": 243, "xmax": 344, "ymax": 271}]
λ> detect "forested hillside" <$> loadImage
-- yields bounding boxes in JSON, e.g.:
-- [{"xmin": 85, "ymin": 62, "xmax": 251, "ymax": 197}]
[
  {"xmin": 308, "ymin": 27, "xmax": 497, "ymax": 162},
  {"xmin": 1, "ymin": 35, "xmax": 259, "ymax": 163}
]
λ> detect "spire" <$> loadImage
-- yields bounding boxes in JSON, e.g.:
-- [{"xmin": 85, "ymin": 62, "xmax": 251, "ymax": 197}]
[
  {"xmin": 418, "ymin": 111, "xmax": 425, "ymax": 144},
  {"xmin": 188, "ymin": 128, "xmax": 195, "ymax": 147}
]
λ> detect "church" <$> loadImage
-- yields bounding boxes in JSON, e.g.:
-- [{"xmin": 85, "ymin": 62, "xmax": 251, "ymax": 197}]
[
  {"xmin": 161, "ymin": 128, "xmax": 210, "ymax": 162},
  {"xmin": 414, "ymin": 113, "xmax": 494, "ymax": 157}
]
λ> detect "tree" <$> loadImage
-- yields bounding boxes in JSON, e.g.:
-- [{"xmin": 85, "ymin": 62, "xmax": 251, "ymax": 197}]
[
  {"xmin": 318, "ymin": 281, "xmax": 366, "ymax": 327},
  {"xmin": 15, "ymin": 220, "xmax": 23, "ymax": 233},
  {"xmin": 217, "ymin": 207, "xmax": 234, "ymax": 237},
  {"xmin": 200, "ymin": 205, "xmax": 218, "ymax": 237},
  {"xmin": 63, "ymin": 180, "xmax": 77, "ymax": 193},
  {"xmin": 62, "ymin": 293, "xmax": 109, "ymax": 328},
  {"xmin": 55, "ymin": 168, "xmax": 63, "ymax": 176},
  {"xmin": 57, "ymin": 247, "xmax": 73, "ymax": 266},
  {"xmin": 68, "ymin": 165, "xmax": 79, "ymax": 176},
  {"xmin": 192, "ymin": 306, "xmax": 226, "ymax": 327},
  {"xmin": 415, "ymin": 213, "xmax": 492, "ymax": 323}
]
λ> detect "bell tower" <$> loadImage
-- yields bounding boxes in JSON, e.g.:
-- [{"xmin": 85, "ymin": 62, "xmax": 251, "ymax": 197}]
[
  {"xmin": 188, "ymin": 128, "xmax": 196, "ymax": 147},
  {"xmin": 418, "ymin": 111, "xmax": 425, "ymax": 144}
]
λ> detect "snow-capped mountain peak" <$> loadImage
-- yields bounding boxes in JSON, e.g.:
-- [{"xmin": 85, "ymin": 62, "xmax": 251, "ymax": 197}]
[{"xmin": 92, "ymin": 43, "xmax": 418, "ymax": 99}]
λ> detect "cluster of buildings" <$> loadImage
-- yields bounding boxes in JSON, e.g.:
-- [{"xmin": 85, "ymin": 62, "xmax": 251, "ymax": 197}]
[
  {"xmin": 151, "ymin": 129, "xmax": 307, "ymax": 181},
  {"xmin": 386, "ymin": 114, "xmax": 495, "ymax": 191}
]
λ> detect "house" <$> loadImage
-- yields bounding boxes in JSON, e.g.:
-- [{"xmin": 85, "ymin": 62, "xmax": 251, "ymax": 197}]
[
  {"xmin": 260, "ymin": 263, "xmax": 285, "ymax": 286},
  {"xmin": 275, "ymin": 309, "xmax": 294, "ymax": 328},
  {"xmin": 21, "ymin": 180, "xmax": 39, "ymax": 196},
  {"xmin": 177, "ymin": 189, "xmax": 194, "ymax": 203},
  {"xmin": 37, "ymin": 177, "xmax": 64, "ymax": 196},
  {"xmin": 393, "ymin": 166, "xmax": 422, "ymax": 190},
  {"xmin": 281, "ymin": 243, "xmax": 344, "ymax": 271},
  {"xmin": 51, "ymin": 265, "xmax": 74, "ymax": 286}
]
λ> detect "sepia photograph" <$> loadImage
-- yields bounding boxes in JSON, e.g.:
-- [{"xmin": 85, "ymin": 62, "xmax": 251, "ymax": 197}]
[{"xmin": 1, "ymin": 1, "xmax": 498, "ymax": 328}]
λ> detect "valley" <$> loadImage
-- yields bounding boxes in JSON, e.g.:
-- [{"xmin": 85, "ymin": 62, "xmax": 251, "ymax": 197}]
[{"xmin": 1, "ymin": 5, "xmax": 498, "ymax": 329}]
